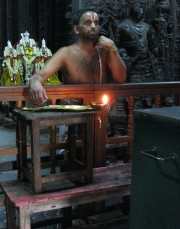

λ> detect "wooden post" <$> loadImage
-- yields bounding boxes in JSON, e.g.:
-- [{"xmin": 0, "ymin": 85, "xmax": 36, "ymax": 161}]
[{"xmin": 127, "ymin": 95, "xmax": 134, "ymax": 163}]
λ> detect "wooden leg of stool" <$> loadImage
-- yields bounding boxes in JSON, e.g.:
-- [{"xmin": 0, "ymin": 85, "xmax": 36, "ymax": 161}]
[
  {"xmin": 68, "ymin": 126, "xmax": 76, "ymax": 170},
  {"xmin": 5, "ymin": 196, "xmax": 16, "ymax": 229},
  {"xmin": 84, "ymin": 117, "xmax": 93, "ymax": 184},
  {"xmin": 18, "ymin": 207, "xmax": 31, "ymax": 229}
]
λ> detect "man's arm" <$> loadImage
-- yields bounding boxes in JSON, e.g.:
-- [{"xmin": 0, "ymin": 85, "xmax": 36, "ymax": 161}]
[
  {"xmin": 95, "ymin": 36, "xmax": 126, "ymax": 83},
  {"xmin": 29, "ymin": 47, "xmax": 67, "ymax": 104},
  {"xmin": 107, "ymin": 47, "xmax": 126, "ymax": 83}
]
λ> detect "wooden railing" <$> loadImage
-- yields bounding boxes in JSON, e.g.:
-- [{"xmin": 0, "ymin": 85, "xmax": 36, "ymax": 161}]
[
  {"xmin": 0, "ymin": 82, "xmax": 180, "ymax": 207},
  {"xmin": 1, "ymin": 82, "xmax": 180, "ymax": 102},
  {"xmin": 0, "ymin": 82, "xmax": 180, "ymax": 166}
]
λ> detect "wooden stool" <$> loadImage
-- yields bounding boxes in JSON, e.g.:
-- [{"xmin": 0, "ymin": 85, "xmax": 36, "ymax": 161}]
[
  {"xmin": 13, "ymin": 109, "xmax": 97, "ymax": 193},
  {"xmin": 1, "ymin": 164, "xmax": 131, "ymax": 229}
]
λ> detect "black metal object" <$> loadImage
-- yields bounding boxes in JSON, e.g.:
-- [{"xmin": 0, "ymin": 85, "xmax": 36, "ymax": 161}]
[
  {"xmin": 130, "ymin": 106, "xmax": 180, "ymax": 229},
  {"xmin": 141, "ymin": 147, "xmax": 178, "ymax": 162}
]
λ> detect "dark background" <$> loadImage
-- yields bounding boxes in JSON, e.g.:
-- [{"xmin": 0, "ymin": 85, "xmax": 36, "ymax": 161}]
[{"xmin": 0, "ymin": 0, "xmax": 180, "ymax": 81}]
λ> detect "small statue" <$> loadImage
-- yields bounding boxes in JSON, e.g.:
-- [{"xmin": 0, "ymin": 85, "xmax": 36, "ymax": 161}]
[
  {"xmin": 1, "ymin": 40, "xmax": 22, "ymax": 86},
  {"xmin": 16, "ymin": 31, "xmax": 37, "ymax": 84},
  {"xmin": 1, "ymin": 34, "xmax": 61, "ymax": 86},
  {"xmin": 36, "ymin": 38, "xmax": 61, "ymax": 85},
  {"xmin": 35, "ymin": 38, "xmax": 52, "ymax": 73}
]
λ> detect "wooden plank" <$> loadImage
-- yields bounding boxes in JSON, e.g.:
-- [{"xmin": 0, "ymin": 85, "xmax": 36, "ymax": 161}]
[
  {"xmin": 0, "ymin": 195, "xmax": 5, "ymax": 206},
  {"xmin": 106, "ymin": 135, "xmax": 132, "ymax": 144},
  {"xmin": 69, "ymin": 216, "xmax": 130, "ymax": 229},
  {"xmin": 0, "ymin": 141, "xmax": 82, "ymax": 156},
  {"xmin": 1, "ymin": 164, "xmax": 131, "ymax": 208},
  {"xmin": 0, "ymin": 147, "xmax": 18, "ymax": 156},
  {"xmin": 0, "ymin": 161, "xmax": 13, "ymax": 171},
  {"xmin": 41, "ymin": 169, "xmax": 89, "ymax": 183},
  {"xmin": 40, "ymin": 160, "xmax": 70, "ymax": 169}
]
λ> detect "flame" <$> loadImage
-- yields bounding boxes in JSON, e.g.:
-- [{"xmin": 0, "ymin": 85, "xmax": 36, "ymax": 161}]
[{"xmin": 102, "ymin": 94, "xmax": 108, "ymax": 104}]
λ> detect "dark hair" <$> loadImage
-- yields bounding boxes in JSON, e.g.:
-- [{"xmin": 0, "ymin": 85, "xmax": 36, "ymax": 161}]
[{"xmin": 73, "ymin": 8, "xmax": 99, "ymax": 25}]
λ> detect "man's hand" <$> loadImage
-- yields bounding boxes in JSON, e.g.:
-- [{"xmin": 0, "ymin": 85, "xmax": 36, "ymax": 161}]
[
  {"xmin": 29, "ymin": 78, "xmax": 48, "ymax": 105},
  {"xmin": 94, "ymin": 35, "xmax": 115, "ymax": 51},
  {"xmin": 94, "ymin": 36, "xmax": 126, "ymax": 84}
]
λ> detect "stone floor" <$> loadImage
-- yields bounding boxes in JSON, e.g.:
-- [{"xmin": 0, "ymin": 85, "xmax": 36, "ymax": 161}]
[{"xmin": 0, "ymin": 120, "xmax": 129, "ymax": 229}]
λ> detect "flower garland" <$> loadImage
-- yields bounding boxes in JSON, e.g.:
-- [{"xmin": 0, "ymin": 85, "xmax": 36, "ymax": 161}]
[
  {"xmin": 39, "ymin": 47, "xmax": 52, "ymax": 58},
  {"xmin": 2, "ymin": 33, "xmax": 60, "ymax": 86},
  {"xmin": 19, "ymin": 38, "xmax": 37, "ymax": 64},
  {"xmin": 35, "ymin": 47, "xmax": 52, "ymax": 73},
  {"xmin": 17, "ymin": 38, "xmax": 38, "ymax": 83},
  {"xmin": 3, "ymin": 47, "xmax": 19, "ymax": 82},
  {"xmin": 5, "ymin": 58, "xmax": 19, "ymax": 76}
]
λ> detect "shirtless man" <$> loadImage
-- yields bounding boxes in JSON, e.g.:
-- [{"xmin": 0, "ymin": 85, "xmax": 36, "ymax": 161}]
[{"xmin": 29, "ymin": 8, "xmax": 126, "ymax": 105}]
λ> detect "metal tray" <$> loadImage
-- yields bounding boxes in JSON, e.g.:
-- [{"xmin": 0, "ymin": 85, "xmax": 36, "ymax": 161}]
[{"xmin": 22, "ymin": 105, "xmax": 94, "ymax": 112}]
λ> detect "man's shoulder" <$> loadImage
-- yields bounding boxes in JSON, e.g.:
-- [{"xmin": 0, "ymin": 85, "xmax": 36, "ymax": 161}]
[
  {"xmin": 57, "ymin": 46, "xmax": 70, "ymax": 52},
  {"xmin": 54, "ymin": 46, "xmax": 74, "ymax": 60},
  {"xmin": 57, "ymin": 44, "xmax": 78, "ymax": 54}
]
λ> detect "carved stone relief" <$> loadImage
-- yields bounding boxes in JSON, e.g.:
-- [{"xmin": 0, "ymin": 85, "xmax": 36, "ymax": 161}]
[
  {"xmin": 83, "ymin": 0, "xmax": 175, "ymax": 83},
  {"xmin": 73, "ymin": 0, "xmax": 177, "ymax": 136}
]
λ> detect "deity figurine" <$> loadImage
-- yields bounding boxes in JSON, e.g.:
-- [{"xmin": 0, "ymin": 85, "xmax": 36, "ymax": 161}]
[
  {"xmin": 16, "ymin": 31, "xmax": 37, "ymax": 84},
  {"xmin": 114, "ymin": 0, "xmax": 162, "ymax": 83},
  {"xmin": 1, "ymin": 40, "xmax": 22, "ymax": 86},
  {"xmin": 35, "ymin": 38, "xmax": 61, "ymax": 85},
  {"xmin": 99, "ymin": 0, "xmax": 128, "ymax": 40}
]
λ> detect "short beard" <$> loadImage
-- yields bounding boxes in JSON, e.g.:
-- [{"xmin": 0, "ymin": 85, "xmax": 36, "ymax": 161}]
[{"xmin": 80, "ymin": 31, "xmax": 99, "ymax": 42}]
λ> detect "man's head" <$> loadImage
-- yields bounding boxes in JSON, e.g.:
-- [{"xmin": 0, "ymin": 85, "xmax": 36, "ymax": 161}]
[
  {"xmin": 73, "ymin": 8, "xmax": 99, "ymax": 26},
  {"xmin": 73, "ymin": 8, "xmax": 99, "ymax": 41}
]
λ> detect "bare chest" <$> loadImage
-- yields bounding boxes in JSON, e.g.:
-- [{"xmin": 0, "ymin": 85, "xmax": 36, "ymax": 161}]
[{"xmin": 62, "ymin": 50, "xmax": 107, "ymax": 84}]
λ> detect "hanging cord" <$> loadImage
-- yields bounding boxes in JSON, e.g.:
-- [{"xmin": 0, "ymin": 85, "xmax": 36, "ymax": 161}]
[{"xmin": 96, "ymin": 47, "xmax": 102, "ymax": 84}]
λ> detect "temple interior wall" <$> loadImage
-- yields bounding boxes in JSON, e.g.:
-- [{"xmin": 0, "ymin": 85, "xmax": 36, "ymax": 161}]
[{"xmin": 0, "ymin": 0, "xmax": 179, "ymax": 82}]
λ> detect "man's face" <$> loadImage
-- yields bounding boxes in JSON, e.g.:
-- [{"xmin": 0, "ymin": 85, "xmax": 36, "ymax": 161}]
[{"xmin": 77, "ymin": 12, "xmax": 99, "ymax": 41}]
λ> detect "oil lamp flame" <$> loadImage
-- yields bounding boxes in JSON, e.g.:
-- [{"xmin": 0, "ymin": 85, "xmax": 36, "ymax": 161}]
[
  {"xmin": 102, "ymin": 94, "xmax": 108, "ymax": 104},
  {"xmin": 90, "ymin": 94, "xmax": 108, "ymax": 109}
]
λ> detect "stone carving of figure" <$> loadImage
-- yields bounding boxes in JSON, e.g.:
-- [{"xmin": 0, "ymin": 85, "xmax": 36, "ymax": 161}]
[
  {"xmin": 99, "ymin": 0, "xmax": 128, "ymax": 40},
  {"xmin": 1, "ymin": 40, "xmax": 22, "ymax": 86},
  {"xmin": 16, "ymin": 31, "xmax": 37, "ymax": 84},
  {"xmin": 148, "ymin": 0, "xmax": 174, "ymax": 105},
  {"xmin": 148, "ymin": 0, "xmax": 172, "ymax": 81},
  {"xmin": 114, "ymin": 0, "xmax": 162, "ymax": 83}
]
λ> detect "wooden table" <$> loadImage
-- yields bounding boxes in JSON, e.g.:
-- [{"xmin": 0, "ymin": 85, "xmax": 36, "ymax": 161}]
[
  {"xmin": 1, "ymin": 163, "xmax": 131, "ymax": 229},
  {"xmin": 13, "ymin": 109, "xmax": 97, "ymax": 193}
]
